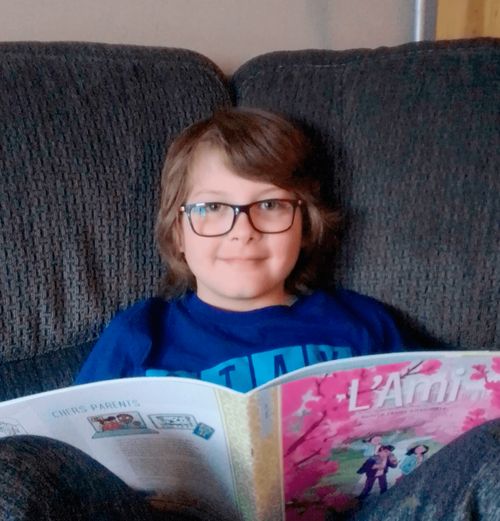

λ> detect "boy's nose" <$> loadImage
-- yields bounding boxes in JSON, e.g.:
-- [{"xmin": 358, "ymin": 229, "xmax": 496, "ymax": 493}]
[{"xmin": 229, "ymin": 211, "xmax": 258, "ymax": 240}]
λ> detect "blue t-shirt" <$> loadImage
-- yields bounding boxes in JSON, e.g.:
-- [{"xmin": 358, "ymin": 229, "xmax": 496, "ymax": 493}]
[{"xmin": 75, "ymin": 289, "xmax": 405, "ymax": 392}]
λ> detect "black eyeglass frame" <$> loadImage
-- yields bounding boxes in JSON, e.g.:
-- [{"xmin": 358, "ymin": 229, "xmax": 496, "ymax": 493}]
[{"xmin": 179, "ymin": 199, "xmax": 303, "ymax": 237}]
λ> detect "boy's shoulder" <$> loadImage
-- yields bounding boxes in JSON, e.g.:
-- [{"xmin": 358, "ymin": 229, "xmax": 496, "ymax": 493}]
[
  {"xmin": 308, "ymin": 288, "xmax": 400, "ymax": 337},
  {"xmin": 308, "ymin": 287, "xmax": 390, "ymax": 313},
  {"xmin": 108, "ymin": 296, "xmax": 171, "ymax": 331}
]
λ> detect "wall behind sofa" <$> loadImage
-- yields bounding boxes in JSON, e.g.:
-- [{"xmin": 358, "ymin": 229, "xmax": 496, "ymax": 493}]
[{"xmin": 0, "ymin": 0, "xmax": 430, "ymax": 73}]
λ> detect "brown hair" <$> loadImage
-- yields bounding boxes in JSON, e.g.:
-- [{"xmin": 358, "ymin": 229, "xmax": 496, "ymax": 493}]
[{"xmin": 155, "ymin": 107, "xmax": 340, "ymax": 299}]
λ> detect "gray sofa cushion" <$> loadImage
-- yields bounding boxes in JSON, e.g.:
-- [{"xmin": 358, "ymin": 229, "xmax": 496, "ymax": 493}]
[
  {"xmin": 231, "ymin": 38, "xmax": 500, "ymax": 350},
  {"xmin": 0, "ymin": 42, "xmax": 230, "ymax": 399}
]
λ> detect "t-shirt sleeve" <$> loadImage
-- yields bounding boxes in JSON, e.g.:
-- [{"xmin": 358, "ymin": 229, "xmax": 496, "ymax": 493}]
[
  {"xmin": 371, "ymin": 302, "xmax": 407, "ymax": 353},
  {"xmin": 363, "ymin": 297, "xmax": 421, "ymax": 351},
  {"xmin": 335, "ymin": 289, "xmax": 407, "ymax": 354},
  {"xmin": 74, "ymin": 303, "xmax": 152, "ymax": 385}
]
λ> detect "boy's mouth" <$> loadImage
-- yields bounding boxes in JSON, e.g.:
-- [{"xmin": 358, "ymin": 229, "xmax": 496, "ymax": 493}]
[{"xmin": 220, "ymin": 257, "xmax": 265, "ymax": 262}]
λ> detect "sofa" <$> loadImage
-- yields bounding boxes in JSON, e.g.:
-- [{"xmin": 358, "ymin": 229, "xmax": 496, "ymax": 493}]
[{"xmin": 0, "ymin": 38, "xmax": 498, "ymax": 401}]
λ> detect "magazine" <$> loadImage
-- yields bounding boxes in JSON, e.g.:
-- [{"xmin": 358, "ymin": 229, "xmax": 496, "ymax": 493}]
[{"xmin": 0, "ymin": 351, "xmax": 498, "ymax": 520}]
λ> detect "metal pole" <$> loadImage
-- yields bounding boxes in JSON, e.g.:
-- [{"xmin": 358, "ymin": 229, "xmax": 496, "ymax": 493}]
[{"xmin": 414, "ymin": 0, "xmax": 437, "ymax": 41}]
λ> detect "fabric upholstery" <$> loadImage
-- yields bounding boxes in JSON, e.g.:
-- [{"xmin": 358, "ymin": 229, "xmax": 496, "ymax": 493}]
[
  {"xmin": 0, "ymin": 42, "xmax": 230, "ymax": 399},
  {"xmin": 231, "ymin": 38, "xmax": 500, "ymax": 350}
]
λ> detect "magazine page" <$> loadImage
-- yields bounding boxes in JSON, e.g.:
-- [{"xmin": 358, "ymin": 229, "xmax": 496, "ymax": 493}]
[
  {"xmin": 280, "ymin": 352, "xmax": 500, "ymax": 521},
  {"xmin": 260, "ymin": 351, "xmax": 495, "ymax": 390},
  {"xmin": 0, "ymin": 377, "xmax": 253, "ymax": 521},
  {"xmin": 244, "ymin": 387, "xmax": 284, "ymax": 521}
]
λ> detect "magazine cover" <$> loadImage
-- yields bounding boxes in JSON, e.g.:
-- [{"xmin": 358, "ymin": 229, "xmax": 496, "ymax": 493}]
[{"xmin": 281, "ymin": 354, "xmax": 500, "ymax": 520}]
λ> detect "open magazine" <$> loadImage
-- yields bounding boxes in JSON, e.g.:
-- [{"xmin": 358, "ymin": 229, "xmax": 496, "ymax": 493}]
[{"xmin": 0, "ymin": 351, "xmax": 499, "ymax": 520}]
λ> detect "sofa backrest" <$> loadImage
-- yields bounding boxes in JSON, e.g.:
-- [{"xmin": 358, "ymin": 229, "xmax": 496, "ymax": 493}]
[
  {"xmin": 0, "ymin": 42, "xmax": 230, "ymax": 397},
  {"xmin": 231, "ymin": 38, "xmax": 500, "ymax": 350},
  {"xmin": 0, "ymin": 39, "xmax": 498, "ymax": 400}
]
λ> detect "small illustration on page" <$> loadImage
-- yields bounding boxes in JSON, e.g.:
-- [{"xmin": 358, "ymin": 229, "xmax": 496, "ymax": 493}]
[
  {"xmin": 149, "ymin": 413, "xmax": 198, "ymax": 430},
  {"xmin": 0, "ymin": 419, "xmax": 27, "ymax": 437},
  {"xmin": 341, "ymin": 431, "xmax": 436, "ymax": 499},
  {"xmin": 398, "ymin": 443, "xmax": 430, "ymax": 479},
  {"xmin": 356, "ymin": 443, "xmax": 398, "ymax": 498},
  {"xmin": 149, "ymin": 413, "xmax": 215, "ymax": 440},
  {"xmin": 193, "ymin": 422, "xmax": 215, "ymax": 440},
  {"xmin": 88, "ymin": 411, "xmax": 158, "ymax": 438}
]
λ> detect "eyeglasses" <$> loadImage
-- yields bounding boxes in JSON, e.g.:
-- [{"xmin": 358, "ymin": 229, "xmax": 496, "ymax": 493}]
[{"xmin": 179, "ymin": 199, "xmax": 303, "ymax": 237}]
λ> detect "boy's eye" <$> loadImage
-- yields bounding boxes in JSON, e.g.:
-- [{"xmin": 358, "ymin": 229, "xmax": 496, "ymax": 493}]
[
  {"xmin": 192, "ymin": 203, "xmax": 223, "ymax": 216},
  {"xmin": 205, "ymin": 203, "xmax": 223, "ymax": 213},
  {"xmin": 258, "ymin": 199, "xmax": 284, "ymax": 211}
]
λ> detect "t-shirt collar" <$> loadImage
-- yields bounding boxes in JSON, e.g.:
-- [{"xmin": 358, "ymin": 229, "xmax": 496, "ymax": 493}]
[{"xmin": 183, "ymin": 291, "xmax": 299, "ymax": 324}]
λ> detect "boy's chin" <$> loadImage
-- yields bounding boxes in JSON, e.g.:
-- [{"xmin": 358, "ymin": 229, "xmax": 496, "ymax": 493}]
[{"xmin": 200, "ymin": 286, "xmax": 287, "ymax": 311}]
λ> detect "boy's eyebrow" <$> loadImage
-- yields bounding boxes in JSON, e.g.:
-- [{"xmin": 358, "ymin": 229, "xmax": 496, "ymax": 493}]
[
  {"xmin": 189, "ymin": 190, "xmax": 226, "ymax": 199},
  {"xmin": 189, "ymin": 187, "xmax": 290, "ymax": 200}
]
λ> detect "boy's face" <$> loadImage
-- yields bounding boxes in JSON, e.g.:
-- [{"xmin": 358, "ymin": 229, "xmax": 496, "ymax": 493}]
[{"xmin": 177, "ymin": 145, "xmax": 303, "ymax": 311}]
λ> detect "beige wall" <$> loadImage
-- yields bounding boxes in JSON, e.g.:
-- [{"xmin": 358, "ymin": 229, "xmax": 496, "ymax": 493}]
[{"xmin": 0, "ymin": 0, "xmax": 420, "ymax": 73}]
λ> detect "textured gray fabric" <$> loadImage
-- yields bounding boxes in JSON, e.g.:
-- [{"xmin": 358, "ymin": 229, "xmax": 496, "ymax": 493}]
[
  {"xmin": 0, "ymin": 435, "xmax": 203, "ymax": 520},
  {"xmin": 0, "ymin": 42, "xmax": 230, "ymax": 399},
  {"xmin": 0, "ymin": 341, "xmax": 93, "ymax": 401},
  {"xmin": 231, "ymin": 38, "xmax": 500, "ymax": 350}
]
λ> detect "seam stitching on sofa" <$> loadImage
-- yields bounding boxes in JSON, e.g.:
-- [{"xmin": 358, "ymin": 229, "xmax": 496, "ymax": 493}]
[{"xmin": 236, "ymin": 47, "xmax": 498, "ymax": 89}]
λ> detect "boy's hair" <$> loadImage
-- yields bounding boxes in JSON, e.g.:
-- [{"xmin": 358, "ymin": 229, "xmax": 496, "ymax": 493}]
[{"xmin": 155, "ymin": 107, "xmax": 340, "ymax": 299}]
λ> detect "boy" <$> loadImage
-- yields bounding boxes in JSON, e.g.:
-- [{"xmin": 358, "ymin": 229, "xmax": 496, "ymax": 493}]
[{"xmin": 76, "ymin": 108, "xmax": 404, "ymax": 391}]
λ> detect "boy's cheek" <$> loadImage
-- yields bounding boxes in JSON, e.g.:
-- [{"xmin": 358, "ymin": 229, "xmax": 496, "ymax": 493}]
[{"xmin": 175, "ymin": 221, "xmax": 187, "ymax": 253}]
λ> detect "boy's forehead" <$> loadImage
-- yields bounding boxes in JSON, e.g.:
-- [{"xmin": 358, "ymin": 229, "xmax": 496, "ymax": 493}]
[
  {"xmin": 186, "ymin": 144, "xmax": 289, "ymax": 199},
  {"xmin": 189, "ymin": 142, "xmax": 228, "ymax": 174},
  {"xmin": 185, "ymin": 144, "xmax": 229, "ymax": 191}
]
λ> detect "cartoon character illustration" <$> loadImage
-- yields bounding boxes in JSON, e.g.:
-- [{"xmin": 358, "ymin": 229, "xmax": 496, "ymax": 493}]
[
  {"xmin": 116, "ymin": 413, "xmax": 142, "ymax": 429},
  {"xmin": 93, "ymin": 415, "xmax": 121, "ymax": 431},
  {"xmin": 399, "ymin": 444, "xmax": 430, "ymax": 476},
  {"xmin": 362, "ymin": 434, "xmax": 383, "ymax": 456},
  {"xmin": 348, "ymin": 431, "xmax": 402, "ymax": 456},
  {"xmin": 88, "ymin": 411, "xmax": 158, "ymax": 438},
  {"xmin": 357, "ymin": 444, "xmax": 398, "ymax": 499}
]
